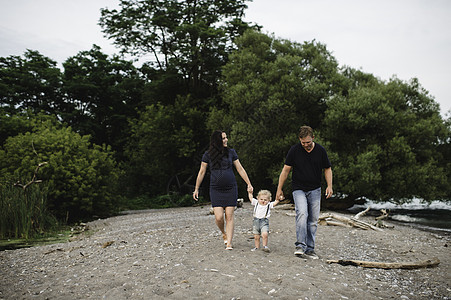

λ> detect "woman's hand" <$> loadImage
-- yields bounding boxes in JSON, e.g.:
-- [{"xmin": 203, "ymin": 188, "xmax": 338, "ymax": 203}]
[
  {"xmin": 193, "ymin": 190, "xmax": 199, "ymax": 201},
  {"xmin": 247, "ymin": 184, "xmax": 254, "ymax": 194}
]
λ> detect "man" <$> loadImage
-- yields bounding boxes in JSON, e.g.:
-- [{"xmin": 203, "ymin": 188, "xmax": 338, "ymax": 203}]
[{"xmin": 275, "ymin": 126, "xmax": 333, "ymax": 259}]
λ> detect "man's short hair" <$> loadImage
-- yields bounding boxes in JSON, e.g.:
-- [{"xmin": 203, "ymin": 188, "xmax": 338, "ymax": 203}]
[{"xmin": 299, "ymin": 126, "xmax": 313, "ymax": 139}]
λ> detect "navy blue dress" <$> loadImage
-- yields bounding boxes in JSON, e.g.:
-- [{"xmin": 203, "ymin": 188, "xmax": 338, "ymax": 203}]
[{"xmin": 202, "ymin": 148, "xmax": 238, "ymax": 207}]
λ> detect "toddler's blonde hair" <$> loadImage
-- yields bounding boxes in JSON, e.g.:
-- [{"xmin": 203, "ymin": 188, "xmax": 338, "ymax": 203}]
[{"xmin": 257, "ymin": 189, "xmax": 272, "ymax": 201}]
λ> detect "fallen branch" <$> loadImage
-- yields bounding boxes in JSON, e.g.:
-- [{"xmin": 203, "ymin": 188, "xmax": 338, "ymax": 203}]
[
  {"xmin": 14, "ymin": 162, "xmax": 48, "ymax": 190},
  {"xmin": 353, "ymin": 207, "xmax": 370, "ymax": 219},
  {"xmin": 326, "ymin": 258, "xmax": 440, "ymax": 269},
  {"xmin": 319, "ymin": 213, "xmax": 384, "ymax": 231},
  {"xmin": 376, "ymin": 209, "xmax": 389, "ymax": 221},
  {"xmin": 274, "ymin": 204, "xmax": 295, "ymax": 210},
  {"xmin": 325, "ymin": 220, "xmax": 351, "ymax": 228}
]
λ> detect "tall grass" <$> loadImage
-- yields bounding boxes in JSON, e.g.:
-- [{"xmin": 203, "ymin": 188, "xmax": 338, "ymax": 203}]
[{"xmin": 0, "ymin": 183, "xmax": 58, "ymax": 240}]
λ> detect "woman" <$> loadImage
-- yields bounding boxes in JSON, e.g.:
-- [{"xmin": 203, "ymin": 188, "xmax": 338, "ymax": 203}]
[{"xmin": 193, "ymin": 130, "xmax": 253, "ymax": 250}]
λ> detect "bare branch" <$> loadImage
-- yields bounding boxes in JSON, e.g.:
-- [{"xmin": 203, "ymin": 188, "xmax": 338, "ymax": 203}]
[{"xmin": 14, "ymin": 162, "xmax": 48, "ymax": 190}]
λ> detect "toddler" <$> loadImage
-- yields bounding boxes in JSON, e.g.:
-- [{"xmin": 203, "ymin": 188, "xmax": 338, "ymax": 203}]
[{"xmin": 248, "ymin": 189, "xmax": 279, "ymax": 252}]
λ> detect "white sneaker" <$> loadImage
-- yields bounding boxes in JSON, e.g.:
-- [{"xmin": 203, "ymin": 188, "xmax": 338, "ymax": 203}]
[
  {"xmin": 305, "ymin": 250, "xmax": 319, "ymax": 259},
  {"xmin": 294, "ymin": 248, "xmax": 305, "ymax": 256},
  {"xmin": 262, "ymin": 246, "xmax": 270, "ymax": 253}
]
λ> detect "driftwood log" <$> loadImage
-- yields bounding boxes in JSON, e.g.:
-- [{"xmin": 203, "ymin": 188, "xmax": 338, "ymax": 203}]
[
  {"xmin": 319, "ymin": 212, "xmax": 384, "ymax": 231},
  {"xmin": 353, "ymin": 207, "xmax": 370, "ymax": 219},
  {"xmin": 275, "ymin": 204, "xmax": 295, "ymax": 210},
  {"xmin": 327, "ymin": 258, "xmax": 440, "ymax": 269},
  {"xmin": 279, "ymin": 205, "xmax": 389, "ymax": 230}
]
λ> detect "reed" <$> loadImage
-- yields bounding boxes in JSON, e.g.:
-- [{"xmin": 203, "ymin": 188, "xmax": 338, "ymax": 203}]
[{"xmin": 0, "ymin": 183, "xmax": 57, "ymax": 240}]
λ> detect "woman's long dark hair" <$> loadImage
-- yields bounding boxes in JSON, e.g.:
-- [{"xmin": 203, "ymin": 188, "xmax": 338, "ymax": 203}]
[{"xmin": 208, "ymin": 130, "xmax": 228, "ymax": 169}]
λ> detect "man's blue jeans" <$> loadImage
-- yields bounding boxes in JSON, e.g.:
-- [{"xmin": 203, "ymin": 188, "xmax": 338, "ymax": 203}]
[{"xmin": 293, "ymin": 188, "xmax": 321, "ymax": 252}]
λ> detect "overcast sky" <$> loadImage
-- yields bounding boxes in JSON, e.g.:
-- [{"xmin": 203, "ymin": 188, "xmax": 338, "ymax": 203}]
[{"xmin": 1, "ymin": 0, "xmax": 450, "ymax": 116}]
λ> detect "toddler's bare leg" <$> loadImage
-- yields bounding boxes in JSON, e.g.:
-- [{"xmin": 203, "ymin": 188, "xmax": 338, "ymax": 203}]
[
  {"xmin": 254, "ymin": 234, "xmax": 260, "ymax": 248},
  {"xmin": 262, "ymin": 231, "xmax": 269, "ymax": 247}
]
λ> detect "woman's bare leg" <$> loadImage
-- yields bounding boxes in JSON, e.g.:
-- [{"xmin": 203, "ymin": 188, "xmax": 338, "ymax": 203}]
[
  {"xmin": 213, "ymin": 207, "xmax": 226, "ymax": 236},
  {"xmin": 224, "ymin": 206, "xmax": 235, "ymax": 247}
]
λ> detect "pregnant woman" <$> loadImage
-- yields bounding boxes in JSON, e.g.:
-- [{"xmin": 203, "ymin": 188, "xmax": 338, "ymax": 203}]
[{"xmin": 193, "ymin": 130, "xmax": 253, "ymax": 250}]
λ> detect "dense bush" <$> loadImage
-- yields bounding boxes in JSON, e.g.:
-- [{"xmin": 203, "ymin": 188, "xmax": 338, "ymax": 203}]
[{"xmin": 0, "ymin": 122, "xmax": 119, "ymax": 222}]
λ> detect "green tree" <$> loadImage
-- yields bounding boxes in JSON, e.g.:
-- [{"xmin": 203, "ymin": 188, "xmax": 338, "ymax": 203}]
[
  {"xmin": 62, "ymin": 45, "xmax": 145, "ymax": 159},
  {"xmin": 0, "ymin": 109, "xmax": 32, "ymax": 146},
  {"xmin": 0, "ymin": 50, "xmax": 62, "ymax": 115},
  {"xmin": 99, "ymin": 0, "xmax": 255, "ymax": 99},
  {"xmin": 0, "ymin": 110, "xmax": 62, "ymax": 147},
  {"xmin": 124, "ymin": 95, "xmax": 203, "ymax": 197},
  {"xmin": 0, "ymin": 119, "xmax": 119, "ymax": 221},
  {"xmin": 208, "ymin": 30, "xmax": 343, "ymax": 190},
  {"xmin": 322, "ymin": 72, "xmax": 449, "ymax": 203}
]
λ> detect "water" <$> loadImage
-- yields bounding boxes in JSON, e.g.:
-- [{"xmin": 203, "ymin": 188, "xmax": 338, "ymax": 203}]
[{"xmin": 348, "ymin": 199, "xmax": 451, "ymax": 235}]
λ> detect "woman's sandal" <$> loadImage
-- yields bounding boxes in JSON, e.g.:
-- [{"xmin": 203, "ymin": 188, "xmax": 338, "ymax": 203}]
[{"xmin": 225, "ymin": 242, "xmax": 233, "ymax": 250}]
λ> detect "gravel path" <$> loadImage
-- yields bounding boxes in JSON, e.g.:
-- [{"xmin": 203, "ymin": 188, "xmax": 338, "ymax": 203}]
[{"xmin": 1, "ymin": 203, "xmax": 450, "ymax": 299}]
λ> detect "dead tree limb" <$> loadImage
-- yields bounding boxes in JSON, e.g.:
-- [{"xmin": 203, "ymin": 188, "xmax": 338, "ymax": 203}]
[
  {"xmin": 274, "ymin": 204, "xmax": 295, "ymax": 210},
  {"xmin": 14, "ymin": 162, "xmax": 48, "ymax": 190},
  {"xmin": 353, "ymin": 207, "xmax": 370, "ymax": 219},
  {"xmin": 327, "ymin": 258, "xmax": 440, "ymax": 269},
  {"xmin": 376, "ymin": 209, "xmax": 389, "ymax": 221},
  {"xmin": 319, "ymin": 213, "xmax": 383, "ymax": 231}
]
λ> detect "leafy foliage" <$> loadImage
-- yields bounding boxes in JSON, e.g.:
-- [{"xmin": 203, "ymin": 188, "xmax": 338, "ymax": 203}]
[
  {"xmin": 322, "ymin": 73, "xmax": 450, "ymax": 203},
  {"xmin": 99, "ymin": 0, "xmax": 255, "ymax": 98},
  {"xmin": 124, "ymin": 95, "xmax": 204, "ymax": 197},
  {"xmin": 62, "ymin": 45, "xmax": 145, "ymax": 160},
  {"xmin": 0, "ymin": 50, "xmax": 63, "ymax": 115},
  {"xmin": 0, "ymin": 120, "xmax": 119, "ymax": 221}
]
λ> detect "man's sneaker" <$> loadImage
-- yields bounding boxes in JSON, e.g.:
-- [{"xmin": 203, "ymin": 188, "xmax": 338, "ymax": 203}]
[
  {"xmin": 305, "ymin": 250, "xmax": 319, "ymax": 259},
  {"xmin": 294, "ymin": 248, "xmax": 305, "ymax": 256},
  {"xmin": 262, "ymin": 246, "xmax": 270, "ymax": 253}
]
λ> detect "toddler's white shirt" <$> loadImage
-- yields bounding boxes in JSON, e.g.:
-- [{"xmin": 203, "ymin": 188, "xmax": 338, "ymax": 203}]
[{"xmin": 251, "ymin": 198, "xmax": 274, "ymax": 218}]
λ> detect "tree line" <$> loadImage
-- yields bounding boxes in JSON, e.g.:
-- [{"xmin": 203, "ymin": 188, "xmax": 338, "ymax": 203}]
[{"xmin": 1, "ymin": 0, "xmax": 450, "ymax": 238}]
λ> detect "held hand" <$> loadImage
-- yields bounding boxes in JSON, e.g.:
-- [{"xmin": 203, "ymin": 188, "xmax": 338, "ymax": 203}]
[
  {"xmin": 247, "ymin": 184, "xmax": 254, "ymax": 194},
  {"xmin": 325, "ymin": 187, "xmax": 333, "ymax": 199},
  {"xmin": 248, "ymin": 192, "xmax": 253, "ymax": 202},
  {"xmin": 276, "ymin": 190, "xmax": 284, "ymax": 202}
]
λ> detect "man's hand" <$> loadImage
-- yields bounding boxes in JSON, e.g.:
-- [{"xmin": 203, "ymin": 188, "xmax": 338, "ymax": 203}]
[
  {"xmin": 275, "ymin": 190, "xmax": 285, "ymax": 202},
  {"xmin": 325, "ymin": 186, "xmax": 333, "ymax": 199}
]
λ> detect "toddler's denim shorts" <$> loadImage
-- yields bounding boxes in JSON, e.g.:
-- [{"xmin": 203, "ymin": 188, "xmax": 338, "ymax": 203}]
[{"xmin": 253, "ymin": 217, "xmax": 269, "ymax": 235}]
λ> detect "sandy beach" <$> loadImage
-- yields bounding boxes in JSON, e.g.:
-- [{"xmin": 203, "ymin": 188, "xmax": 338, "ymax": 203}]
[{"xmin": 0, "ymin": 202, "xmax": 449, "ymax": 299}]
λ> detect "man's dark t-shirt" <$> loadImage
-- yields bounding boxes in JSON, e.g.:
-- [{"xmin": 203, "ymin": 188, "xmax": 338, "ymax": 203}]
[{"xmin": 285, "ymin": 143, "xmax": 331, "ymax": 192}]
